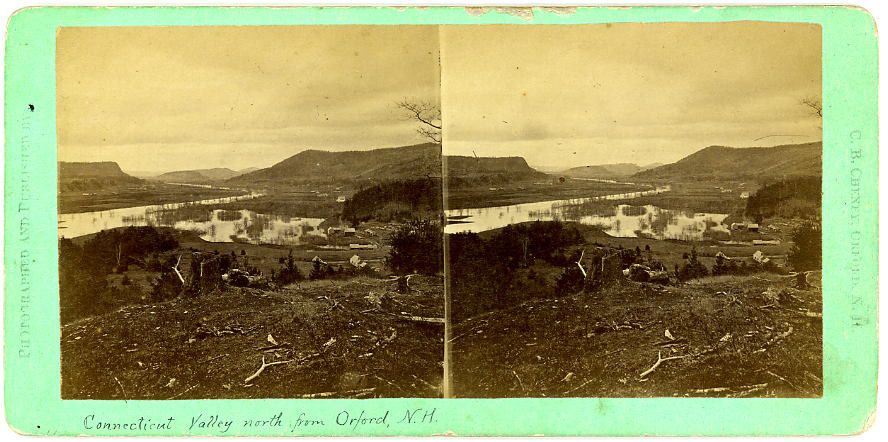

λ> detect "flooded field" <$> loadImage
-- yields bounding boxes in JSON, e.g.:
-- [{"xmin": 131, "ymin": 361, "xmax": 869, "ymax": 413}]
[
  {"xmin": 58, "ymin": 192, "xmax": 327, "ymax": 245},
  {"xmin": 445, "ymin": 185, "xmax": 730, "ymax": 240}
]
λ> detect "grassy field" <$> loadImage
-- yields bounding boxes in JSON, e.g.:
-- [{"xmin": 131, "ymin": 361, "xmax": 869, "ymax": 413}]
[
  {"xmin": 618, "ymin": 180, "xmax": 755, "ymax": 215},
  {"xmin": 61, "ymin": 276, "xmax": 444, "ymax": 399},
  {"xmin": 451, "ymin": 273, "xmax": 821, "ymax": 398},
  {"xmin": 446, "ymin": 179, "xmax": 641, "ymax": 210},
  {"xmin": 198, "ymin": 188, "xmax": 345, "ymax": 219}
]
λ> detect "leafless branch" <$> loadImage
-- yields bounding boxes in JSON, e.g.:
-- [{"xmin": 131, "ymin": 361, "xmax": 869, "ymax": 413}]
[
  {"xmin": 800, "ymin": 96, "xmax": 822, "ymax": 118},
  {"xmin": 397, "ymin": 99, "xmax": 441, "ymax": 144},
  {"xmin": 576, "ymin": 248, "xmax": 587, "ymax": 278},
  {"xmin": 173, "ymin": 254, "xmax": 185, "ymax": 284},
  {"xmin": 639, "ymin": 350, "xmax": 687, "ymax": 379}
]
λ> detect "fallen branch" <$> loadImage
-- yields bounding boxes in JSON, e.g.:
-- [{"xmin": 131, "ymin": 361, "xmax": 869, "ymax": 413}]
[
  {"xmin": 410, "ymin": 374, "xmax": 438, "ymax": 391},
  {"xmin": 767, "ymin": 370, "xmax": 804, "ymax": 394},
  {"xmin": 244, "ymin": 356, "xmax": 295, "ymax": 384},
  {"xmin": 167, "ymin": 384, "xmax": 198, "ymax": 400},
  {"xmin": 690, "ymin": 386, "xmax": 731, "ymax": 394},
  {"xmin": 390, "ymin": 313, "xmax": 445, "ymax": 325},
  {"xmin": 373, "ymin": 374, "xmax": 407, "ymax": 393},
  {"xmin": 639, "ymin": 351, "xmax": 687, "ymax": 379},
  {"xmin": 728, "ymin": 383, "xmax": 768, "ymax": 398},
  {"xmin": 298, "ymin": 388, "xmax": 376, "ymax": 399},
  {"xmin": 806, "ymin": 371, "xmax": 823, "ymax": 384},
  {"xmin": 754, "ymin": 326, "xmax": 794, "ymax": 353},
  {"xmin": 257, "ymin": 343, "xmax": 287, "ymax": 352},
  {"xmin": 173, "ymin": 254, "xmax": 185, "ymax": 284},
  {"xmin": 563, "ymin": 378, "xmax": 596, "ymax": 395},
  {"xmin": 692, "ymin": 383, "xmax": 768, "ymax": 396},
  {"xmin": 513, "ymin": 370, "xmax": 526, "ymax": 392},
  {"xmin": 654, "ymin": 337, "xmax": 687, "ymax": 347},
  {"xmin": 114, "ymin": 376, "xmax": 128, "ymax": 402},
  {"xmin": 576, "ymin": 249, "xmax": 587, "ymax": 278}
]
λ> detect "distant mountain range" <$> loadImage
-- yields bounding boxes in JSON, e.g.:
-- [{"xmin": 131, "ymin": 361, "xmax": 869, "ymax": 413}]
[
  {"xmin": 60, "ymin": 141, "xmax": 822, "ymax": 193},
  {"xmin": 633, "ymin": 142, "xmax": 822, "ymax": 180},
  {"xmin": 560, "ymin": 162, "xmax": 663, "ymax": 179},
  {"xmin": 229, "ymin": 143, "xmax": 545, "ymax": 184}
]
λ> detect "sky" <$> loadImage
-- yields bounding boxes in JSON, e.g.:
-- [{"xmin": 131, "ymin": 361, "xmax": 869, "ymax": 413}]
[
  {"xmin": 440, "ymin": 22, "xmax": 822, "ymax": 170},
  {"xmin": 59, "ymin": 23, "xmax": 821, "ymax": 174},
  {"xmin": 57, "ymin": 26, "xmax": 440, "ymax": 174}
]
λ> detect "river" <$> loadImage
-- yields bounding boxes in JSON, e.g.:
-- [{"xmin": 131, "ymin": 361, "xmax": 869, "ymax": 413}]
[
  {"xmin": 58, "ymin": 190, "xmax": 328, "ymax": 245},
  {"xmin": 60, "ymin": 182, "xmax": 730, "ymax": 244},
  {"xmin": 445, "ymin": 185, "xmax": 731, "ymax": 241}
]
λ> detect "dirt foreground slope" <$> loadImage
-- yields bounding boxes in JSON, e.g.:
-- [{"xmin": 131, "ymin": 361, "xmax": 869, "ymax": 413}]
[
  {"xmin": 452, "ymin": 274, "xmax": 822, "ymax": 398},
  {"xmin": 62, "ymin": 276, "xmax": 444, "ymax": 399}
]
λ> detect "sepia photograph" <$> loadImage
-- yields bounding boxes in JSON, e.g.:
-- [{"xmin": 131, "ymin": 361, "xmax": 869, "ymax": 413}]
[
  {"xmin": 4, "ymin": 3, "xmax": 879, "ymax": 436},
  {"xmin": 441, "ymin": 23, "xmax": 823, "ymax": 398},
  {"xmin": 56, "ymin": 21, "xmax": 824, "ymax": 401},
  {"xmin": 57, "ymin": 25, "xmax": 445, "ymax": 399}
]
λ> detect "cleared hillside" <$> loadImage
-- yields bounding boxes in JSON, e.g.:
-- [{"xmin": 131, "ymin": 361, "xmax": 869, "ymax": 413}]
[
  {"xmin": 634, "ymin": 142, "xmax": 822, "ymax": 181},
  {"xmin": 561, "ymin": 163, "xmax": 651, "ymax": 179},
  {"xmin": 151, "ymin": 168, "xmax": 242, "ymax": 183},
  {"xmin": 59, "ymin": 161, "xmax": 143, "ymax": 192},
  {"xmin": 230, "ymin": 143, "xmax": 546, "ymax": 185}
]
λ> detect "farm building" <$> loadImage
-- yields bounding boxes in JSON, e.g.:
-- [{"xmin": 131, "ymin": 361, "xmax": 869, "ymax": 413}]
[{"xmin": 327, "ymin": 226, "xmax": 344, "ymax": 236}]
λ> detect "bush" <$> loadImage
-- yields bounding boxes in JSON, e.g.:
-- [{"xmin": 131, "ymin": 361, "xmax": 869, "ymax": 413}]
[
  {"xmin": 274, "ymin": 250, "xmax": 303, "ymax": 285},
  {"xmin": 678, "ymin": 246, "xmax": 709, "ymax": 281},
  {"xmin": 788, "ymin": 223, "xmax": 822, "ymax": 271},
  {"xmin": 151, "ymin": 258, "xmax": 183, "ymax": 302},
  {"xmin": 387, "ymin": 219, "xmax": 443, "ymax": 275}
]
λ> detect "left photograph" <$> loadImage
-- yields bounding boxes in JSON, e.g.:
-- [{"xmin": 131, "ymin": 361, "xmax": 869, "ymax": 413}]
[{"xmin": 57, "ymin": 26, "xmax": 444, "ymax": 399}]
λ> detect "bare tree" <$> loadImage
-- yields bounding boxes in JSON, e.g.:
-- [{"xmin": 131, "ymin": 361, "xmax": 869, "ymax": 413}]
[
  {"xmin": 800, "ymin": 96, "xmax": 822, "ymax": 119},
  {"xmin": 397, "ymin": 99, "xmax": 441, "ymax": 144}
]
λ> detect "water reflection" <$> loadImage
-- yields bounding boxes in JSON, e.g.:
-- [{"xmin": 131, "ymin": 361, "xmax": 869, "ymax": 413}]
[
  {"xmin": 175, "ymin": 209, "xmax": 326, "ymax": 245},
  {"xmin": 58, "ymin": 192, "xmax": 328, "ymax": 246},
  {"xmin": 445, "ymin": 186, "xmax": 730, "ymax": 241}
]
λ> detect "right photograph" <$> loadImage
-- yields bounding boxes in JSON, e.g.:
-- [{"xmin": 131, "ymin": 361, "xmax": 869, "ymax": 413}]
[{"xmin": 441, "ymin": 23, "xmax": 823, "ymax": 398}]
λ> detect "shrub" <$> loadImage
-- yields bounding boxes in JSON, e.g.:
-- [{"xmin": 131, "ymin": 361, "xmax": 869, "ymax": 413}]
[
  {"xmin": 387, "ymin": 219, "xmax": 443, "ymax": 275},
  {"xmin": 678, "ymin": 246, "xmax": 709, "ymax": 281},
  {"xmin": 274, "ymin": 250, "xmax": 303, "ymax": 285},
  {"xmin": 788, "ymin": 223, "xmax": 822, "ymax": 271}
]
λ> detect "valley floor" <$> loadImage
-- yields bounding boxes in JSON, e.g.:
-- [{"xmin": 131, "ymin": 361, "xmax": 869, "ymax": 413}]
[
  {"xmin": 59, "ymin": 183, "xmax": 246, "ymax": 214},
  {"xmin": 446, "ymin": 179, "xmax": 641, "ymax": 210},
  {"xmin": 451, "ymin": 273, "xmax": 822, "ymax": 398},
  {"xmin": 61, "ymin": 276, "xmax": 444, "ymax": 399}
]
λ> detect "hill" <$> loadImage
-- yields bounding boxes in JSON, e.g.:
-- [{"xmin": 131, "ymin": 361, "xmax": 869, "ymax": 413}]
[
  {"xmin": 59, "ymin": 161, "xmax": 142, "ymax": 192},
  {"xmin": 230, "ymin": 143, "xmax": 441, "ymax": 184},
  {"xmin": 150, "ymin": 167, "xmax": 242, "ymax": 183},
  {"xmin": 561, "ymin": 162, "xmax": 652, "ymax": 179},
  {"xmin": 634, "ymin": 142, "xmax": 822, "ymax": 181},
  {"xmin": 60, "ymin": 161, "xmax": 136, "ymax": 179},
  {"xmin": 230, "ymin": 143, "xmax": 546, "ymax": 185},
  {"xmin": 447, "ymin": 155, "xmax": 544, "ymax": 180}
]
